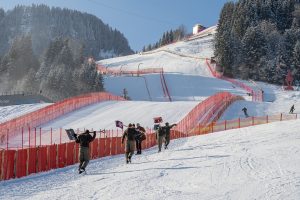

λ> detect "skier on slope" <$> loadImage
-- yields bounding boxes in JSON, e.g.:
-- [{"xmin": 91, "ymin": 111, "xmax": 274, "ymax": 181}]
[
  {"xmin": 289, "ymin": 105, "xmax": 295, "ymax": 114},
  {"xmin": 122, "ymin": 123, "xmax": 137, "ymax": 163},
  {"xmin": 242, "ymin": 107, "xmax": 249, "ymax": 118},
  {"xmin": 75, "ymin": 130, "xmax": 96, "ymax": 174},
  {"xmin": 162, "ymin": 122, "xmax": 177, "ymax": 149}
]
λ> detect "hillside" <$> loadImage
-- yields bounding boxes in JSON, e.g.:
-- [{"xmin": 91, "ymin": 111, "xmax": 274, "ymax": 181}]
[{"xmin": 0, "ymin": 5, "xmax": 133, "ymax": 59}]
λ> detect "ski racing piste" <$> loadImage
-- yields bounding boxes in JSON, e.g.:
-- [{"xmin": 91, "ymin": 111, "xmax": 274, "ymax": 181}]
[
  {"xmin": 0, "ymin": 92, "xmax": 125, "ymax": 145},
  {"xmin": 97, "ymin": 64, "xmax": 172, "ymax": 102},
  {"xmin": 205, "ymin": 58, "xmax": 264, "ymax": 102},
  {"xmin": 0, "ymin": 91, "xmax": 249, "ymax": 180}
]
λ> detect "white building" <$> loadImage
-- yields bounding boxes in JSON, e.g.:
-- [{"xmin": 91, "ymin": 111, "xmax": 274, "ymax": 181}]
[{"xmin": 193, "ymin": 24, "xmax": 205, "ymax": 35}]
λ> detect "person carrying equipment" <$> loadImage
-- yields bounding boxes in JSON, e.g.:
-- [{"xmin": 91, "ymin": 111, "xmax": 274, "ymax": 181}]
[
  {"xmin": 122, "ymin": 123, "xmax": 137, "ymax": 163},
  {"xmin": 135, "ymin": 123, "xmax": 146, "ymax": 154},
  {"xmin": 156, "ymin": 125, "xmax": 165, "ymax": 152},
  {"xmin": 75, "ymin": 130, "xmax": 96, "ymax": 174},
  {"xmin": 162, "ymin": 122, "xmax": 177, "ymax": 149}
]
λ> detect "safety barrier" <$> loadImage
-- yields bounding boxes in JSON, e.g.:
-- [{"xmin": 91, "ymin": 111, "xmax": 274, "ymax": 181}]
[
  {"xmin": 173, "ymin": 92, "xmax": 244, "ymax": 134},
  {"xmin": 97, "ymin": 64, "xmax": 172, "ymax": 102},
  {"xmin": 97, "ymin": 64, "xmax": 163, "ymax": 76},
  {"xmin": 0, "ymin": 92, "xmax": 125, "ymax": 144},
  {"xmin": 0, "ymin": 92, "xmax": 241, "ymax": 150},
  {"xmin": 0, "ymin": 91, "xmax": 243, "ymax": 180},
  {"xmin": 160, "ymin": 71, "xmax": 172, "ymax": 102},
  {"xmin": 205, "ymin": 59, "xmax": 264, "ymax": 102},
  {"xmin": 0, "ymin": 112, "xmax": 297, "ymax": 181}
]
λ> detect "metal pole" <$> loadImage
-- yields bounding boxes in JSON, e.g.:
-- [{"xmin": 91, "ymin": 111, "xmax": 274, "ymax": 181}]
[
  {"xmin": 29, "ymin": 127, "xmax": 31, "ymax": 148},
  {"xmin": 6, "ymin": 129, "xmax": 8, "ymax": 150},
  {"xmin": 34, "ymin": 128, "xmax": 36, "ymax": 148},
  {"xmin": 22, "ymin": 127, "xmax": 24, "ymax": 149},
  {"xmin": 40, "ymin": 127, "xmax": 42, "ymax": 146},
  {"xmin": 138, "ymin": 63, "xmax": 143, "ymax": 76}
]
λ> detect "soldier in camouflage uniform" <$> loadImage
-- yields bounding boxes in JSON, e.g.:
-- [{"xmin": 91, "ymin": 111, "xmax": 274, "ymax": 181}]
[{"xmin": 122, "ymin": 124, "xmax": 137, "ymax": 163}]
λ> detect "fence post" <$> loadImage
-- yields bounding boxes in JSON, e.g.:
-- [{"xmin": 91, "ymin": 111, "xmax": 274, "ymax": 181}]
[
  {"xmin": 280, "ymin": 113, "xmax": 282, "ymax": 121},
  {"xmin": 28, "ymin": 127, "xmax": 30, "ymax": 148},
  {"xmin": 34, "ymin": 127, "xmax": 36, "ymax": 148},
  {"xmin": 40, "ymin": 127, "xmax": 42, "ymax": 146},
  {"xmin": 296, "ymin": 114, "xmax": 297, "ymax": 119},
  {"xmin": 60, "ymin": 128, "xmax": 62, "ymax": 144},
  {"xmin": 225, "ymin": 120, "xmax": 227, "ymax": 130},
  {"xmin": 6, "ymin": 129, "xmax": 9, "ymax": 150},
  {"xmin": 252, "ymin": 116, "xmax": 254, "ymax": 126},
  {"xmin": 266, "ymin": 115, "xmax": 268, "ymax": 123},
  {"xmin": 22, "ymin": 127, "xmax": 24, "ymax": 149},
  {"xmin": 238, "ymin": 118, "xmax": 240, "ymax": 128}
]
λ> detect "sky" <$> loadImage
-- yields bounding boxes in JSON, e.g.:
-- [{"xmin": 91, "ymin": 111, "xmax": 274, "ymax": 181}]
[{"xmin": 0, "ymin": 0, "xmax": 233, "ymax": 51}]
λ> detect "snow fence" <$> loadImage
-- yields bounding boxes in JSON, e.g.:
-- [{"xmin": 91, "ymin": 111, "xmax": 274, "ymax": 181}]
[
  {"xmin": 2, "ymin": 92, "xmax": 294, "ymax": 181},
  {"xmin": 0, "ymin": 91, "xmax": 244, "ymax": 181},
  {"xmin": 205, "ymin": 58, "xmax": 264, "ymax": 102},
  {"xmin": 0, "ymin": 92, "xmax": 125, "ymax": 146}
]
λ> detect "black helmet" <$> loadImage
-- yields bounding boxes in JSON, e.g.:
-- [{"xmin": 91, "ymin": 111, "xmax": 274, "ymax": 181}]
[
  {"xmin": 85, "ymin": 130, "xmax": 89, "ymax": 134},
  {"xmin": 165, "ymin": 122, "xmax": 169, "ymax": 126}
]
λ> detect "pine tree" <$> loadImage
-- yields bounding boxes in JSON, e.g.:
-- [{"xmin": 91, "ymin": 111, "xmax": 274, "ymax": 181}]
[
  {"xmin": 241, "ymin": 26, "xmax": 267, "ymax": 80},
  {"xmin": 293, "ymin": 40, "xmax": 300, "ymax": 80},
  {"xmin": 215, "ymin": 1, "xmax": 235, "ymax": 76}
]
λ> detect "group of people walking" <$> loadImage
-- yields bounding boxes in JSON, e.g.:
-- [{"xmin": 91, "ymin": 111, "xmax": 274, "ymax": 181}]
[
  {"xmin": 121, "ymin": 122, "xmax": 176, "ymax": 163},
  {"xmin": 155, "ymin": 122, "xmax": 177, "ymax": 152},
  {"xmin": 121, "ymin": 123, "xmax": 146, "ymax": 163},
  {"xmin": 74, "ymin": 121, "xmax": 177, "ymax": 174}
]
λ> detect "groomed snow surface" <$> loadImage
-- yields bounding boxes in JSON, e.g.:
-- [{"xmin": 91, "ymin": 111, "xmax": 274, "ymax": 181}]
[
  {"xmin": 1, "ymin": 26, "xmax": 300, "ymax": 199},
  {"xmin": 1, "ymin": 120, "xmax": 299, "ymax": 200}
]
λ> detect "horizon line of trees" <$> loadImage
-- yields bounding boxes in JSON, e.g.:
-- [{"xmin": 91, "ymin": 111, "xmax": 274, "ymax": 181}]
[
  {"xmin": 0, "ymin": 35, "xmax": 104, "ymax": 101},
  {"xmin": 142, "ymin": 25, "xmax": 187, "ymax": 52},
  {"xmin": 214, "ymin": 0, "xmax": 300, "ymax": 85}
]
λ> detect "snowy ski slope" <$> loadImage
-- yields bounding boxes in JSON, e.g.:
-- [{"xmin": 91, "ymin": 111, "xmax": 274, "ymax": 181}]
[
  {"xmin": 1, "ymin": 120, "xmax": 299, "ymax": 200},
  {"xmin": 1, "ymin": 25, "xmax": 300, "ymax": 199}
]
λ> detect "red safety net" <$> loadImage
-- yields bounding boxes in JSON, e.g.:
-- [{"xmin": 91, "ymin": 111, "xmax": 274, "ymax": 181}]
[
  {"xmin": 47, "ymin": 145, "xmax": 57, "ymax": 170},
  {"xmin": 57, "ymin": 144, "xmax": 66, "ymax": 168},
  {"xmin": 66, "ymin": 142, "xmax": 75, "ymax": 166},
  {"xmin": 15, "ymin": 149, "xmax": 27, "ymax": 178},
  {"xmin": 1, "ymin": 150, "xmax": 16, "ymax": 180},
  {"xmin": 111, "ymin": 137, "xmax": 117, "ymax": 155},
  {"xmin": 99, "ymin": 138, "xmax": 106, "ymax": 158},
  {"xmin": 105, "ymin": 138, "xmax": 111, "ymax": 156},
  {"xmin": 0, "ymin": 150, "xmax": 2, "ymax": 179},
  {"xmin": 37, "ymin": 147, "xmax": 48, "ymax": 173},
  {"xmin": 91, "ymin": 140, "xmax": 98, "ymax": 159},
  {"xmin": 27, "ymin": 148, "xmax": 37, "ymax": 175},
  {"xmin": 0, "ymin": 92, "xmax": 125, "ymax": 142}
]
